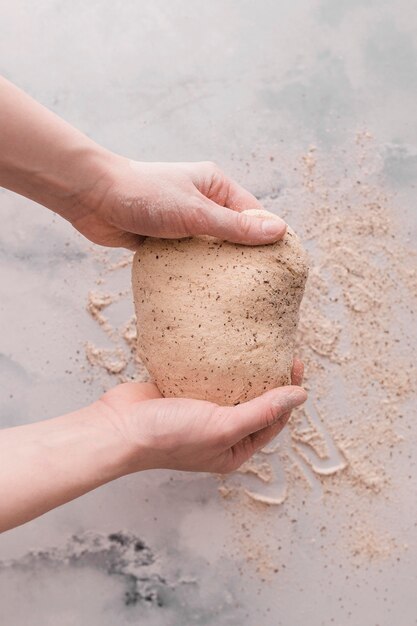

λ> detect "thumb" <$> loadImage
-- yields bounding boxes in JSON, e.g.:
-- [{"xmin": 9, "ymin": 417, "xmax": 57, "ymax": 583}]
[
  {"xmin": 197, "ymin": 199, "xmax": 287, "ymax": 245},
  {"xmin": 225, "ymin": 385, "xmax": 307, "ymax": 445}
]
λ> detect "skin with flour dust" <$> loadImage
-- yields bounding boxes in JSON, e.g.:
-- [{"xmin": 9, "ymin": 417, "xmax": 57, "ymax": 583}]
[{"xmin": 0, "ymin": 76, "xmax": 307, "ymax": 532}]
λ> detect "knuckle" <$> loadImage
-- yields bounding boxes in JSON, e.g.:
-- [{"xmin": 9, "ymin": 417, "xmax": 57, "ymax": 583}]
[
  {"xmin": 236, "ymin": 211, "xmax": 256, "ymax": 237},
  {"xmin": 261, "ymin": 404, "xmax": 279, "ymax": 430},
  {"xmin": 200, "ymin": 160, "xmax": 221, "ymax": 176},
  {"xmin": 187, "ymin": 203, "xmax": 210, "ymax": 233}
]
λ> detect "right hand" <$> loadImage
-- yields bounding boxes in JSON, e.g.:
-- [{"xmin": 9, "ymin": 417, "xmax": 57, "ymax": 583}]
[
  {"xmin": 72, "ymin": 158, "xmax": 287, "ymax": 249},
  {"xmin": 96, "ymin": 360, "xmax": 306, "ymax": 474}
]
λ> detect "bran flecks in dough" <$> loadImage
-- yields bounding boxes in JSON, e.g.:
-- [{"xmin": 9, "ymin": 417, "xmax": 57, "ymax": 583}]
[{"xmin": 132, "ymin": 209, "xmax": 308, "ymax": 404}]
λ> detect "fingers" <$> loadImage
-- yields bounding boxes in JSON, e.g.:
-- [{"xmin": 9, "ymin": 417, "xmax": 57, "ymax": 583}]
[
  {"xmin": 196, "ymin": 198, "xmax": 287, "ymax": 245},
  {"xmin": 191, "ymin": 162, "xmax": 286, "ymax": 245},
  {"xmin": 226, "ymin": 362, "xmax": 306, "ymax": 468},
  {"xmin": 249, "ymin": 360, "xmax": 305, "ymax": 451},
  {"xmin": 291, "ymin": 358, "xmax": 304, "ymax": 386},
  {"xmin": 246, "ymin": 409, "xmax": 291, "ymax": 452},
  {"xmin": 206, "ymin": 174, "xmax": 265, "ymax": 213},
  {"xmin": 222, "ymin": 385, "xmax": 307, "ymax": 446}
]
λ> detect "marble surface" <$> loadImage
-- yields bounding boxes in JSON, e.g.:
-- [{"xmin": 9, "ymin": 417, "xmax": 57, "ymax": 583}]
[{"xmin": 1, "ymin": 1, "xmax": 417, "ymax": 625}]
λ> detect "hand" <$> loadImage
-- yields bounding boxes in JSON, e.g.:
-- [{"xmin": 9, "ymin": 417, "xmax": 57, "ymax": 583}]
[
  {"xmin": 73, "ymin": 158, "xmax": 287, "ymax": 249},
  {"xmin": 0, "ymin": 362, "xmax": 305, "ymax": 532},
  {"xmin": 96, "ymin": 360, "xmax": 305, "ymax": 474},
  {"xmin": 0, "ymin": 79, "xmax": 286, "ymax": 250}
]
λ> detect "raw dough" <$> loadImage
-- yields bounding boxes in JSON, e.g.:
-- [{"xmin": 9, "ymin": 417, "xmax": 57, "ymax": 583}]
[{"xmin": 132, "ymin": 210, "xmax": 308, "ymax": 405}]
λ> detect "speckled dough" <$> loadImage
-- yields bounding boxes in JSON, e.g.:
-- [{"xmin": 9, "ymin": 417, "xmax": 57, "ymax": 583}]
[{"xmin": 132, "ymin": 210, "xmax": 308, "ymax": 404}]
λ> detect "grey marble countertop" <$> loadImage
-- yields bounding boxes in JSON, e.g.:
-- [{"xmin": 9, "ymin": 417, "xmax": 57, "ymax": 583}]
[{"xmin": 0, "ymin": 1, "xmax": 416, "ymax": 625}]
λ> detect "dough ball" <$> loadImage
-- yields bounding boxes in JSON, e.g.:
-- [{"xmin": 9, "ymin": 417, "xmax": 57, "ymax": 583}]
[{"xmin": 132, "ymin": 210, "xmax": 308, "ymax": 405}]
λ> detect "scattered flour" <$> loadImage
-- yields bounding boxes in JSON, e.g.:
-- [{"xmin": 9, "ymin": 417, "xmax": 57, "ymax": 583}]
[
  {"xmin": 81, "ymin": 134, "xmax": 416, "ymax": 572},
  {"xmin": 85, "ymin": 342, "xmax": 127, "ymax": 375}
]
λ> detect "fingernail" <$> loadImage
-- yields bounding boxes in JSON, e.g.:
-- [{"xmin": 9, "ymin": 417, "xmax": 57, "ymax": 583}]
[
  {"xmin": 261, "ymin": 218, "xmax": 286, "ymax": 237},
  {"xmin": 272, "ymin": 388, "xmax": 307, "ymax": 413}
]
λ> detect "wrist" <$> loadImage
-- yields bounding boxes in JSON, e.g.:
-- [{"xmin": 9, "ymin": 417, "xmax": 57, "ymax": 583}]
[
  {"xmin": 76, "ymin": 399, "xmax": 142, "ymax": 482},
  {"xmin": 46, "ymin": 144, "xmax": 120, "ymax": 221},
  {"xmin": 61, "ymin": 147, "xmax": 132, "ymax": 238}
]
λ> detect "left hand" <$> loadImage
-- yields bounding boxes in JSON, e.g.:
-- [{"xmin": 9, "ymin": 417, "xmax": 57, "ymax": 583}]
[{"xmin": 95, "ymin": 360, "xmax": 305, "ymax": 474}]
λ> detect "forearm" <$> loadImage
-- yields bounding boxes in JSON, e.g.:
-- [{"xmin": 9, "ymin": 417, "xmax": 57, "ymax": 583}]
[
  {"xmin": 0, "ymin": 402, "xmax": 132, "ymax": 532},
  {"xmin": 0, "ymin": 75, "xmax": 113, "ymax": 220}
]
